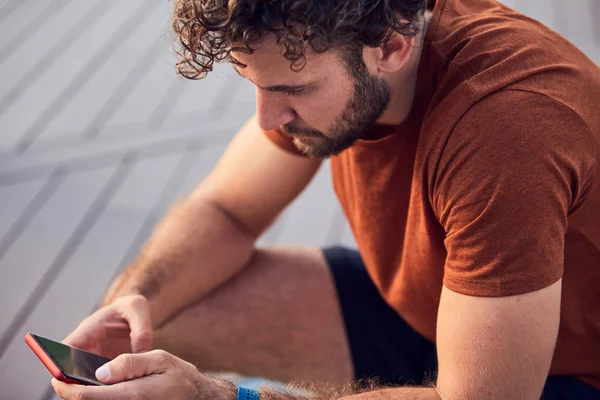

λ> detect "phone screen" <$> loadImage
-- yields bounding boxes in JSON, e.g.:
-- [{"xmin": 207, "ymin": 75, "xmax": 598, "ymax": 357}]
[{"xmin": 32, "ymin": 334, "xmax": 111, "ymax": 385}]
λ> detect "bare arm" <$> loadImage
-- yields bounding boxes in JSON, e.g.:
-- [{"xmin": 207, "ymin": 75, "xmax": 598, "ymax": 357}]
[
  {"xmin": 259, "ymin": 280, "xmax": 561, "ymax": 400},
  {"xmin": 53, "ymin": 280, "xmax": 561, "ymax": 399},
  {"xmin": 102, "ymin": 115, "xmax": 321, "ymax": 328}
]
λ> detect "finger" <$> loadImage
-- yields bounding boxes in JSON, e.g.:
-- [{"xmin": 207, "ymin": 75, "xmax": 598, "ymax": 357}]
[
  {"xmin": 103, "ymin": 320, "xmax": 130, "ymax": 330},
  {"xmin": 66, "ymin": 308, "xmax": 130, "ymax": 345},
  {"xmin": 118, "ymin": 295, "xmax": 153, "ymax": 353},
  {"xmin": 50, "ymin": 378, "xmax": 68, "ymax": 399},
  {"xmin": 62, "ymin": 303, "xmax": 125, "ymax": 353},
  {"xmin": 51, "ymin": 377, "xmax": 128, "ymax": 400},
  {"xmin": 62, "ymin": 315, "xmax": 106, "ymax": 351},
  {"xmin": 96, "ymin": 350, "xmax": 172, "ymax": 384}
]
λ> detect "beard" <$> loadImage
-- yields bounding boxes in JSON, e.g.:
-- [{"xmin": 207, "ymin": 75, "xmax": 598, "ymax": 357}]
[{"xmin": 280, "ymin": 66, "xmax": 391, "ymax": 158}]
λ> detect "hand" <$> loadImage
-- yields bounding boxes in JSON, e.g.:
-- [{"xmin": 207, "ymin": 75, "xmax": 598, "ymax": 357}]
[
  {"xmin": 63, "ymin": 294, "xmax": 153, "ymax": 358},
  {"xmin": 51, "ymin": 350, "xmax": 238, "ymax": 400}
]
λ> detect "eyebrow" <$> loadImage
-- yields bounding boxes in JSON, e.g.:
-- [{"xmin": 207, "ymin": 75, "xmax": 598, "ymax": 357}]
[{"xmin": 232, "ymin": 65, "xmax": 317, "ymax": 92}]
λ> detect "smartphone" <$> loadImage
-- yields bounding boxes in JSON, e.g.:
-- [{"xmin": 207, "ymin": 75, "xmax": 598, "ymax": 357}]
[{"xmin": 25, "ymin": 333, "xmax": 112, "ymax": 386}]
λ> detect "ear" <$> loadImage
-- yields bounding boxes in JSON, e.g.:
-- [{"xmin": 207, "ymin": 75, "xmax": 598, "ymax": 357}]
[{"xmin": 368, "ymin": 31, "xmax": 417, "ymax": 73}]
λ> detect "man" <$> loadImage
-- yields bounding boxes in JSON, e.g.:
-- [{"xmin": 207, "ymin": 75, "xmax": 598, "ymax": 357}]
[{"xmin": 51, "ymin": 0, "xmax": 600, "ymax": 399}]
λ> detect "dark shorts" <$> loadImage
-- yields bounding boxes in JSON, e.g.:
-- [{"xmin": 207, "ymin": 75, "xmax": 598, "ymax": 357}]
[{"xmin": 324, "ymin": 246, "xmax": 600, "ymax": 400}]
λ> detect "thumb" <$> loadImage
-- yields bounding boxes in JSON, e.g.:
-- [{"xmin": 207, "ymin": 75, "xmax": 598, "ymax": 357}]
[{"xmin": 96, "ymin": 350, "xmax": 171, "ymax": 384}]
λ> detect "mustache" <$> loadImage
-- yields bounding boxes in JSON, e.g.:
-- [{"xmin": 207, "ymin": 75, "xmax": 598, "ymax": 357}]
[{"xmin": 280, "ymin": 125, "xmax": 323, "ymax": 138}]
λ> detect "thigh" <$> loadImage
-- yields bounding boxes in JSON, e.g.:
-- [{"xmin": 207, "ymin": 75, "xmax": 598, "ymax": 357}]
[
  {"xmin": 542, "ymin": 376, "xmax": 600, "ymax": 399},
  {"xmin": 326, "ymin": 247, "xmax": 438, "ymax": 387},
  {"xmin": 330, "ymin": 247, "xmax": 600, "ymax": 397},
  {"xmin": 153, "ymin": 245, "xmax": 354, "ymax": 385}
]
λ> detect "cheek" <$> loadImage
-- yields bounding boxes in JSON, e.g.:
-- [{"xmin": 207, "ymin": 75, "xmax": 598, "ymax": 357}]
[{"xmin": 295, "ymin": 81, "xmax": 353, "ymax": 130}]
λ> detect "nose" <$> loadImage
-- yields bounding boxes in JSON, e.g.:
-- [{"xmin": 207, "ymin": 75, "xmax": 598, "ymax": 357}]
[{"xmin": 255, "ymin": 88, "xmax": 296, "ymax": 131}]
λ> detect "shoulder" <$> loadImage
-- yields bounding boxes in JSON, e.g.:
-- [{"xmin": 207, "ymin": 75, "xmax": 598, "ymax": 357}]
[
  {"xmin": 428, "ymin": 0, "xmax": 600, "ymax": 106},
  {"xmin": 434, "ymin": 89, "xmax": 597, "ymax": 214}
]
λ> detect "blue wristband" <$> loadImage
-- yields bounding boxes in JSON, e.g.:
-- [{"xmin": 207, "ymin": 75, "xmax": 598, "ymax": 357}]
[{"xmin": 237, "ymin": 387, "xmax": 260, "ymax": 400}]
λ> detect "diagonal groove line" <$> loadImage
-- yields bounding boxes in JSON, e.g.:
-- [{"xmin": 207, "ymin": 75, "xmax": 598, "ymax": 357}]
[
  {"xmin": 115, "ymin": 142, "xmax": 203, "ymax": 274},
  {"xmin": 84, "ymin": 36, "xmax": 167, "ymax": 140},
  {"xmin": 0, "ymin": 0, "xmax": 23, "ymax": 25},
  {"xmin": 0, "ymin": 0, "xmax": 119, "ymax": 119},
  {"xmin": 0, "ymin": 104, "xmax": 239, "ymax": 165},
  {"xmin": 14, "ymin": 0, "xmax": 158, "ymax": 154},
  {"xmin": 0, "ymin": 168, "xmax": 66, "ymax": 263},
  {"xmin": 148, "ymin": 78, "xmax": 187, "ymax": 129},
  {"xmin": 0, "ymin": 130, "xmax": 234, "ymax": 186},
  {"xmin": 0, "ymin": 0, "xmax": 73, "ymax": 63},
  {"xmin": 0, "ymin": 154, "xmax": 136, "ymax": 361},
  {"xmin": 208, "ymin": 77, "xmax": 243, "ymax": 120},
  {"xmin": 37, "ymin": 146, "xmax": 201, "ymax": 400}
]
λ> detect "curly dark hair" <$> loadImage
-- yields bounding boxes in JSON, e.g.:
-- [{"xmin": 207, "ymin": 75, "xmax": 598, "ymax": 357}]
[{"xmin": 171, "ymin": 0, "xmax": 429, "ymax": 79}]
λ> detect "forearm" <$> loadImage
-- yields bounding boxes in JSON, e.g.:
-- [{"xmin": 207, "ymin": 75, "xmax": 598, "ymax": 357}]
[
  {"xmin": 255, "ymin": 386, "xmax": 441, "ymax": 400},
  {"xmin": 102, "ymin": 196, "xmax": 256, "ymax": 327},
  {"xmin": 338, "ymin": 388, "xmax": 441, "ymax": 400}
]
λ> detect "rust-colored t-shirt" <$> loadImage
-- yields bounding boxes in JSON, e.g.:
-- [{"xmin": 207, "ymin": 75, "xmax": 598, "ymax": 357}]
[{"xmin": 264, "ymin": 0, "xmax": 600, "ymax": 389}]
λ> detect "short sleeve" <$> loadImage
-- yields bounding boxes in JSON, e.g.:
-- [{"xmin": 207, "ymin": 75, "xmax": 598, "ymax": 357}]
[
  {"xmin": 262, "ymin": 128, "xmax": 305, "ymax": 156},
  {"xmin": 435, "ymin": 90, "xmax": 596, "ymax": 297}
]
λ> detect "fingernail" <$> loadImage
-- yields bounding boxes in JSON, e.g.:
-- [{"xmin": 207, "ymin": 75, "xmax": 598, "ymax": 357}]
[{"xmin": 96, "ymin": 365, "xmax": 110, "ymax": 380}]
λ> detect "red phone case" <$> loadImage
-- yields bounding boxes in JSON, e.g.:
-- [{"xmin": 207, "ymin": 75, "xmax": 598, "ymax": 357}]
[{"xmin": 24, "ymin": 333, "xmax": 81, "ymax": 385}]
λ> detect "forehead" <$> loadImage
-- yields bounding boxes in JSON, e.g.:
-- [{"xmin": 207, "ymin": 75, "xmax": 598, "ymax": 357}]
[{"xmin": 230, "ymin": 35, "xmax": 339, "ymax": 79}]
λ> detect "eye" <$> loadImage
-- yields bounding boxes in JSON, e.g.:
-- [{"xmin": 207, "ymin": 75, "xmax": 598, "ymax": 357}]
[{"xmin": 276, "ymin": 88, "xmax": 305, "ymax": 97}]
